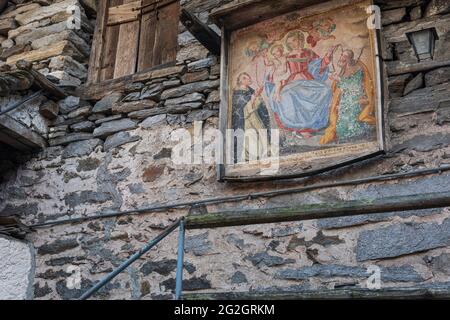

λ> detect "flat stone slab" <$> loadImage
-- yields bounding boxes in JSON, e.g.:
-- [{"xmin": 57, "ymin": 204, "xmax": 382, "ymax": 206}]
[
  {"xmin": 93, "ymin": 118, "xmax": 137, "ymax": 139},
  {"xmin": 356, "ymin": 218, "xmax": 450, "ymax": 261}
]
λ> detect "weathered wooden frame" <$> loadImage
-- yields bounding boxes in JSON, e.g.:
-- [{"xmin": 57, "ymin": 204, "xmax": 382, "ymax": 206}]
[
  {"xmin": 84, "ymin": 0, "xmax": 180, "ymax": 99},
  {"xmin": 215, "ymin": 0, "xmax": 387, "ymax": 182}
]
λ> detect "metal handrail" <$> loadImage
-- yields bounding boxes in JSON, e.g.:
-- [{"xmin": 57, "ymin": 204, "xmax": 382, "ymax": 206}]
[
  {"xmin": 29, "ymin": 165, "xmax": 450, "ymax": 229},
  {"xmin": 79, "ymin": 218, "xmax": 186, "ymax": 300}
]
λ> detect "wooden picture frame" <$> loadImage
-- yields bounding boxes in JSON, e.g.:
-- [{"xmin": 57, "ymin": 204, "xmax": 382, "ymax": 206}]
[{"xmin": 215, "ymin": 0, "xmax": 386, "ymax": 182}]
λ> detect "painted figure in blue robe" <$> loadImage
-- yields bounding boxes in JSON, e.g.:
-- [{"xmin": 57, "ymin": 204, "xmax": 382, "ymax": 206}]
[{"xmin": 264, "ymin": 31, "xmax": 334, "ymax": 138}]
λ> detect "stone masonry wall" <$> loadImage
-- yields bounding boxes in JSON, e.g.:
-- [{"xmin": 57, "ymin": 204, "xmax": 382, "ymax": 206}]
[
  {"xmin": 0, "ymin": 0, "xmax": 96, "ymax": 176},
  {"xmin": 1, "ymin": 0, "xmax": 450, "ymax": 299}
]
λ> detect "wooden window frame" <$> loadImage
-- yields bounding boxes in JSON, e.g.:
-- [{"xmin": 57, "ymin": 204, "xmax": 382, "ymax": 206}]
[{"xmin": 87, "ymin": 0, "xmax": 180, "ymax": 86}]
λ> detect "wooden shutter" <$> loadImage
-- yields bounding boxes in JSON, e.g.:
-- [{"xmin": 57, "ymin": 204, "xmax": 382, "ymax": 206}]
[{"xmin": 87, "ymin": 0, "xmax": 180, "ymax": 84}]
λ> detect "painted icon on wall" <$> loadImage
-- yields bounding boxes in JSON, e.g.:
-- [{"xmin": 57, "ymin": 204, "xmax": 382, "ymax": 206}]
[{"xmin": 219, "ymin": 0, "xmax": 385, "ymax": 181}]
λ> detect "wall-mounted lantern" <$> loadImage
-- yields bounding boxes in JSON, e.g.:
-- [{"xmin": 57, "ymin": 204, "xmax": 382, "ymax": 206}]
[{"xmin": 406, "ymin": 28, "xmax": 439, "ymax": 62}]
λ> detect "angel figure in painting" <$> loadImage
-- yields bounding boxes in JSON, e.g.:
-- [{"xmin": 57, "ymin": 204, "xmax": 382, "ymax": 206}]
[
  {"xmin": 267, "ymin": 45, "xmax": 291, "ymax": 103},
  {"xmin": 299, "ymin": 18, "xmax": 337, "ymax": 48},
  {"xmin": 245, "ymin": 38, "xmax": 271, "ymax": 92},
  {"xmin": 320, "ymin": 49, "xmax": 377, "ymax": 145}
]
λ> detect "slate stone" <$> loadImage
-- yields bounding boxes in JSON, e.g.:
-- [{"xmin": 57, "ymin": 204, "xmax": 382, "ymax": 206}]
[
  {"xmin": 187, "ymin": 57, "xmax": 217, "ymax": 71},
  {"xmin": 356, "ymin": 218, "xmax": 450, "ymax": 261},
  {"xmin": 225, "ymin": 234, "xmax": 248, "ymax": 250},
  {"xmin": 140, "ymin": 113, "xmax": 166, "ymax": 128},
  {"xmin": 206, "ymin": 90, "xmax": 220, "ymax": 104},
  {"xmin": 62, "ymin": 139, "xmax": 102, "ymax": 159},
  {"xmin": 127, "ymin": 108, "xmax": 166, "ymax": 120},
  {"xmin": 76, "ymin": 158, "xmax": 101, "ymax": 172},
  {"xmin": 122, "ymin": 92, "xmax": 141, "ymax": 102},
  {"xmin": 166, "ymin": 114, "xmax": 186, "ymax": 125},
  {"xmin": 403, "ymin": 73, "xmax": 423, "ymax": 96},
  {"xmin": 318, "ymin": 208, "xmax": 442, "ymax": 229},
  {"xmin": 231, "ymin": 271, "xmax": 248, "ymax": 284},
  {"xmin": 37, "ymin": 269, "xmax": 71, "ymax": 280},
  {"xmin": 389, "ymin": 82, "xmax": 450, "ymax": 114},
  {"xmin": 245, "ymin": 252, "xmax": 295, "ymax": 268},
  {"xmin": 95, "ymin": 115, "xmax": 123, "ymax": 125},
  {"xmin": 67, "ymin": 105, "xmax": 91, "ymax": 119},
  {"xmin": 153, "ymin": 148, "xmax": 172, "ymax": 160},
  {"xmin": 185, "ymin": 232, "xmax": 212, "ymax": 256},
  {"xmin": 186, "ymin": 109, "xmax": 218, "ymax": 123},
  {"xmin": 64, "ymin": 191, "xmax": 113, "ymax": 208},
  {"xmin": 392, "ymin": 132, "xmax": 450, "ymax": 152},
  {"xmin": 128, "ymin": 183, "xmax": 145, "ymax": 194},
  {"xmin": 184, "ymin": 263, "xmax": 197, "ymax": 274},
  {"xmin": 34, "ymin": 283, "xmax": 52, "ymax": 298},
  {"xmin": 38, "ymin": 238, "xmax": 79, "ymax": 255},
  {"xmin": 112, "ymin": 100, "xmax": 157, "ymax": 114},
  {"xmin": 425, "ymin": 67, "xmax": 450, "ymax": 87},
  {"xmin": 309, "ymin": 230, "xmax": 344, "ymax": 246},
  {"xmin": 381, "ymin": 8, "xmax": 406, "ymax": 25},
  {"xmin": 162, "ymin": 79, "xmax": 181, "ymax": 89},
  {"xmin": 58, "ymin": 95, "xmax": 80, "ymax": 114},
  {"xmin": 352, "ymin": 173, "xmax": 450, "ymax": 200},
  {"xmin": 0, "ymin": 202, "xmax": 38, "ymax": 216},
  {"xmin": 276, "ymin": 265, "xmax": 424, "ymax": 282},
  {"xmin": 410, "ymin": 6, "xmax": 422, "ymax": 20},
  {"xmin": 428, "ymin": 253, "xmax": 450, "ymax": 274},
  {"xmin": 161, "ymin": 275, "xmax": 212, "ymax": 292},
  {"xmin": 92, "ymin": 92, "xmax": 123, "ymax": 113},
  {"xmin": 181, "ymin": 69, "xmax": 210, "ymax": 84},
  {"xmin": 93, "ymin": 118, "xmax": 137, "ymax": 138},
  {"xmin": 436, "ymin": 100, "xmax": 450, "ymax": 125},
  {"xmin": 104, "ymin": 131, "xmax": 141, "ymax": 151},
  {"xmin": 140, "ymin": 259, "xmax": 177, "ymax": 276},
  {"xmin": 166, "ymin": 103, "xmax": 202, "ymax": 114},
  {"xmin": 70, "ymin": 121, "xmax": 95, "ymax": 132},
  {"xmin": 161, "ymin": 80, "xmax": 220, "ymax": 100},
  {"xmin": 49, "ymin": 132, "xmax": 93, "ymax": 146},
  {"xmin": 388, "ymin": 74, "xmax": 413, "ymax": 98},
  {"xmin": 425, "ymin": 0, "xmax": 450, "ymax": 17},
  {"xmin": 124, "ymin": 82, "xmax": 145, "ymax": 92},
  {"xmin": 45, "ymin": 256, "xmax": 81, "ymax": 267},
  {"xmin": 140, "ymin": 83, "xmax": 163, "ymax": 101},
  {"xmin": 165, "ymin": 92, "xmax": 205, "ymax": 105}
]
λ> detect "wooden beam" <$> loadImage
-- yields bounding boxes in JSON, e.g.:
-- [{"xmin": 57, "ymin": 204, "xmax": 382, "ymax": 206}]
[
  {"xmin": 79, "ymin": 64, "xmax": 185, "ymax": 100},
  {"xmin": 0, "ymin": 129, "xmax": 32, "ymax": 152},
  {"xmin": 210, "ymin": 0, "xmax": 350, "ymax": 31},
  {"xmin": 185, "ymin": 191, "xmax": 450, "ymax": 229},
  {"xmin": 0, "ymin": 69, "xmax": 34, "ymax": 96},
  {"xmin": 16, "ymin": 60, "xmax": 67, "ymax": 99},
  {"xmin": 180, "ymin": 9, "xmax": 221, "ymax": 56},
  {"xmin": 87, "ymin": 0, "xmax": 109, "ymax": 84},
  {"xmin": 0, "ymin": 114, "xmax": 47, "ymax": 150},
  {"xmin": 107, "ymin": 0, "xmax": 142, "ymax": 26},
  {"xmin": 184, "ymin": 286, "xmax": 450, "ymax": 300},
  {"xmin": 386, "ymin": 59, "xmax": 450, "ymax": 76}
]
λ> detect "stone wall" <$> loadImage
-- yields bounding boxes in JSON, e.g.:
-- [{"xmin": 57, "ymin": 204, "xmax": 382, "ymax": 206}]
[
  {"xmin": 1, "ymin": 0, "xmax": 450, "ymax": 300},
  {"xmin": 0, "ymin": 0, "xmax": 95, "ymax": 171},
  {"xmin": 0, "ymin": 0, "xmax": 94, "ymax": 89}
]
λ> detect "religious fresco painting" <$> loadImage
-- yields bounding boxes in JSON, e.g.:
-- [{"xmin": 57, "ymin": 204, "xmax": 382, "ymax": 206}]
[{"xmin": 222, "ymin": 0, "xmax": 384, "ymax": 180}]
